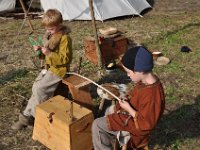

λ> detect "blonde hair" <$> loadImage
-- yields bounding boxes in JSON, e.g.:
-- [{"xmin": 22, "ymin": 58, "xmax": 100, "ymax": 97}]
[{"xmin": 41, "ymin": 9, "xmax": 63, "ymax": 26}]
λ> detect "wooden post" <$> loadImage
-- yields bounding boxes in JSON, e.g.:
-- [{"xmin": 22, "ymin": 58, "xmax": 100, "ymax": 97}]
[
  {"xmin": 78, "ymin": 57, "xmax": 82, "ymax": 74},
  {"xmin": 89, "ymin": 0, "xmax": 102, "ymax": 68},
  {"xmin": 19, "ymin": 0, "xmax": 34, "ymax": 32}
]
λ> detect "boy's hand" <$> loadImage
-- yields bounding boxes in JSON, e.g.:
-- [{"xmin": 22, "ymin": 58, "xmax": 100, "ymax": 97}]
[
  {"xmin": 41, "ymin": 47, "xmax": 51, "ymax": 56},
  {"xmin": 119, "ymin": 100, "xmax": 131, "ymax": 111},
  {"xmin": 33, "ymin": 45, "xmax": 41, "ymax": 52},
  {"xmin": 119, "ymin": 99, "xmax": 136, "ymax": 118}
]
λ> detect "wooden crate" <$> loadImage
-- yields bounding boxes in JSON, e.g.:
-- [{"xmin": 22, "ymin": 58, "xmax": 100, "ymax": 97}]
[
  {"xmin": 32, "ymin": 95, "xmax": 94, "ymax": 150},
  {"xmin": 62, "ymin": 75, "xmax": 94, "ymax": 109},
  {"xmin": 84, "ymin": 35, "xmax": 128, "ymax": 64}
]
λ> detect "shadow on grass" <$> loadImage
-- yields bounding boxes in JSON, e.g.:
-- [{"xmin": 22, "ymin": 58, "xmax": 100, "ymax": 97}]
[
  {"xmin": 155, "ymin": 22, "xmax": 200, "ymax": 43},
  {"xmin": 0, "ymin": 69, "xmax": 28, "ymax": 84},
  {"xmin": 151, "ymin": 95, "xmax": 200, "ymax": 148}
]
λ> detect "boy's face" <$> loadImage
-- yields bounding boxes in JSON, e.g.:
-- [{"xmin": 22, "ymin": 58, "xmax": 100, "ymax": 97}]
[
  {"xmin": 45, "ymin": 26, "xmax": 60, "ymax": 35},
  {"xmin": 123, "ymin": 65, "xmax": 143, "ymax": 83}
]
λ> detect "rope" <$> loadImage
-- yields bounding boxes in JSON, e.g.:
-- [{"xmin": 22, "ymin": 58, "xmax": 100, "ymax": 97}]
[{"xmin": 66, "ymin": 72, "xmax": 122, "ymax": 102}]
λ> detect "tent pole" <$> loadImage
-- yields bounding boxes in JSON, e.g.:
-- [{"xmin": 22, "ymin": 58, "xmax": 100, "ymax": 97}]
[
  {"xmin": 19, "ymin": 0, "xmax": 34, "ymax": 32},
  {"xmin": 89, "ymin": 0, "xmax": 102, "ymax": 69}
]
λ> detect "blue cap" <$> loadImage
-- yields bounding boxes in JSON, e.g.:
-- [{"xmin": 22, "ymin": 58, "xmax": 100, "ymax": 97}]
[{"xmin": 121, "ymin": 46, "xmax": 153, "ymax": 72}]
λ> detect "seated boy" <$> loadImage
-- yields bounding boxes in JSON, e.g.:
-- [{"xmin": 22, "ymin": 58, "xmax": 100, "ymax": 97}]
[
  {"xmin": 11, "ymin": 9, "xmax": 72, "ymax": 130},
  {"xmin": 92, "ymin": 46, "xmax": 165, "ymax": 149}
]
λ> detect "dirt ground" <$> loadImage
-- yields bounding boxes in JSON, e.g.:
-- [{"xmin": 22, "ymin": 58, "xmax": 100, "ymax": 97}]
[{"xmin": 1, "ymin": 0, "xmax": 200, "ymax": 150}]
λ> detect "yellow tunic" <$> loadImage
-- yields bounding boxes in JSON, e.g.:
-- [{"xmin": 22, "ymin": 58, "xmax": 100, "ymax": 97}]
[{"xmin": 45, "ymin": 34, "xmax": 72, "ymax": 78}]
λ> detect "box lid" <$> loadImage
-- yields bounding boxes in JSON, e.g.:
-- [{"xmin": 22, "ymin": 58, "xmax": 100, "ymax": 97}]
[{"xmin": 36, "ymin": 95, "xmax": 92, "ymax": 124}]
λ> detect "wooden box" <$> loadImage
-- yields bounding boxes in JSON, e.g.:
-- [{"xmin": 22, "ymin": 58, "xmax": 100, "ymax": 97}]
[
  {"xmin": 32, "ymin": 95, "xmax": 94, "ymax": 150},
  {"xmin": 62, "ymin": 75, "xmax": 94, "ymax": 109},
  {"xmin": 84, "ymin": 35, "xmax": 128, "ymax": 64}
]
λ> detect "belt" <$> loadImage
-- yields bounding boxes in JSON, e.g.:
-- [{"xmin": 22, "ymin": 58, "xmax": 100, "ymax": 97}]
[{"xmin": 117, "ymin": 110, "xmax": 132, "ymax": 127}]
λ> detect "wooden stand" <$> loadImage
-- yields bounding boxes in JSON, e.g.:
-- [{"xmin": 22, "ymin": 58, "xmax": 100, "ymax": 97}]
[
  {"xmin": 19, "ymin": 0, "xmax": 34, "ymax": 32},
  {"xmin": 32, "ymin": 95, "xmax": 94, "ymax": 150}
]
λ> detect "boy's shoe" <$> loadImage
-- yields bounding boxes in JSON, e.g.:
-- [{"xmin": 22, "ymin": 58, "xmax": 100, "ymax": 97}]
[{"xmin": 11, "ymin": 113, "xmax": 34, "ymax": 130}]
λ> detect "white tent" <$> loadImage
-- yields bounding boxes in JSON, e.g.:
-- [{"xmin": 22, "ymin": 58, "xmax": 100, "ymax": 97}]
[
  {"xmin": 0, "ymin": 0, "xmax": 16, "ymax": 12},
  {"xmin": 40, "ymin": 0, "xmax": 151, "ymax": 21}
]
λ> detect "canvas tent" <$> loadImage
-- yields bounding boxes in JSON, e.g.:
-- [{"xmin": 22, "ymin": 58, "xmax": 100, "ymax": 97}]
[
  {"xmin": 0, "ymin": 0, "xmax": 16, "ymax": 12},
  {"xmin": 40, "ymin": 0, "xmax": 151, "ymax": 21}
]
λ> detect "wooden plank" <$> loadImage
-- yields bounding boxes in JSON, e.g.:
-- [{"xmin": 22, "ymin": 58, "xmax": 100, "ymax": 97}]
[
  {"xmin": 71, "ymin": 114, "xmax": 94, "ymax": 150},
  {"xmin": 63, "ymin": 75, "xmax": 91, "ymax": 88}
]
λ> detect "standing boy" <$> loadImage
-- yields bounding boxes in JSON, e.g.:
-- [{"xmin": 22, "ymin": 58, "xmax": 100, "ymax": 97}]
[
  {"xmin": 92, "ymin": 46, "xmax": 165, "ymax": 149},
  {"xmin": 12, "ymin": 9, "xmax": 72, "ymax": 130}
]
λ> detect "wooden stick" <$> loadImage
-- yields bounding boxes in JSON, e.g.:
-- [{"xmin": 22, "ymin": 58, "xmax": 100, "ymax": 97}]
[
  {"xmin": 12, "ymin": 0, "xmax": 34, "ymax": 48},
  {"xmin": 89, "ymin": 0, "xmax": 102, "ymax": 68},
  {"xmin": 99, "ymin": 98, "xmax": 105, "ymax": 111},
  {"xmin": 78, "ymin": 57, "xmax": 82, "ymax": 74},
  {"xmin": 66, "ymin": 72, "xmax": 121, "ymax": 102},
  {"xmin": 19, "ymin": 0, "xmax": 34, "ymax": 32}
]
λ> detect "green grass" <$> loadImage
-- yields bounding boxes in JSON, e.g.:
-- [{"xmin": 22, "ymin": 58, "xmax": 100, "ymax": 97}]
[
  {"xmin": 195, "ymin": 72, "xmax": 200, "ymax": 79},
  {"xmin": 165, "ymin": 87, "xmax": 177, "ymax": 103}
]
